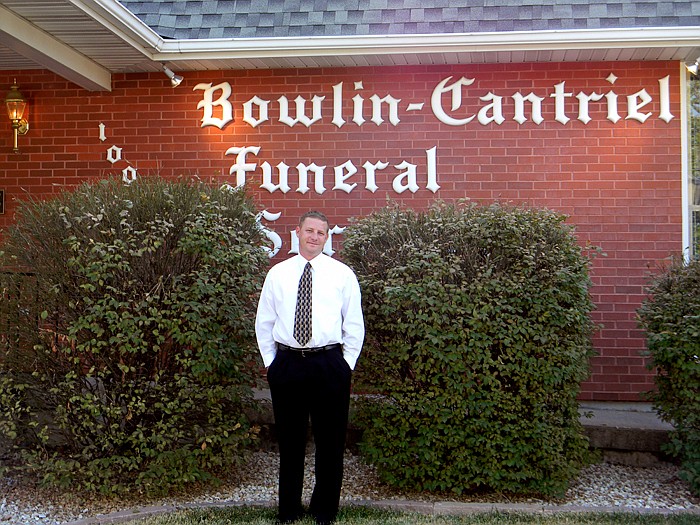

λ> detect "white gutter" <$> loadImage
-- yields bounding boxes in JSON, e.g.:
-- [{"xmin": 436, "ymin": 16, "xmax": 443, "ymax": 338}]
[
  {"xmin": 680, "ymin": 62, "xmax": 692, "ymax": 260},
  {"xmin": 151, "ymin": 27, "xmax": 700, "ymax": 61}
]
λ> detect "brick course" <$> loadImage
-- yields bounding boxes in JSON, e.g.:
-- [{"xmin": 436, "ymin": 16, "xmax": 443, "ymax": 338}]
[{"xmin": 0, "ymin": 61, "xmax": 684, "ymax": 400}]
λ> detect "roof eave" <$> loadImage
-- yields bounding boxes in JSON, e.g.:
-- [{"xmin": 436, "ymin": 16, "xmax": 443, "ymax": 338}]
[{"xmin": 70, "ymin": 0, "xmax": 165, "ymax": 52}]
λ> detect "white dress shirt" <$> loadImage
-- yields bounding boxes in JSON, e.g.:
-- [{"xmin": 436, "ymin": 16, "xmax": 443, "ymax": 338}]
[{"xmin": 255, "ymin": 253, "xmax": 365, "ymax": 369}]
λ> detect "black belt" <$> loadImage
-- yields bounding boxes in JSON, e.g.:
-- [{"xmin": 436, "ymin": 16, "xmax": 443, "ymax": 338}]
[{"xmin": 276, "ymin": 342, "xmax": 341, "ymax": 356}]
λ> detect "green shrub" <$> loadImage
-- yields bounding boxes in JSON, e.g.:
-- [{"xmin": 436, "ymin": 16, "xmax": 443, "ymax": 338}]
[
  {"xmin": 0, "ymin": 177, "xmax": 268, "ymax": 496},
  {"xmin": 637, "ymin": 257, "xmax": 700, "ymax": 496},
  {"xmin": 343, "ymin": 202, "xmax": 597, "ymax": 498}
]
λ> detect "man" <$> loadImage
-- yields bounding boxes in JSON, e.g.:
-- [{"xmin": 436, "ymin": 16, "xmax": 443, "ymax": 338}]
[{"xmin": 255, "ymin": 210, "xmax": 365, "ymax": 525}]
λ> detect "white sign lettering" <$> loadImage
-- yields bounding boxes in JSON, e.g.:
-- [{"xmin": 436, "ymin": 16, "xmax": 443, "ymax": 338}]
[
  {"xmin": 227, "ymin": 146, "xmax": 440, "ymax": 195},
  {"xmin": 193, "ymin": 73, "xmax": 674, "ymax": 196},
  {"xmin": 196, "ymin": 74, "xmax": 673, "ymax": 130}
]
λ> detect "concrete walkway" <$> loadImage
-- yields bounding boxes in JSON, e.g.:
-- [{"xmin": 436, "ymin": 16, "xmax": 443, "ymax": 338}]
[
  {"xmin": 578, "ymin": 401, "xmax": 673, "ymax": 466},
  {"xmin": 579, "ymin": 401, "xmax": 672, "ymax": 432}
]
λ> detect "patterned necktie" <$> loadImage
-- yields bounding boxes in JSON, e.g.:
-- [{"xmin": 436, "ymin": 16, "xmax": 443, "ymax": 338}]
[{"xmin": 293, "ymin": 262, "xmax": 312, "ymax": 346}]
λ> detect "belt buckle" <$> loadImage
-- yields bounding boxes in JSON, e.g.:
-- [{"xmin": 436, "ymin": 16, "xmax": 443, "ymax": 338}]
[{"xmin": 300, "ymin": 348, "xmax": 307, "ymax": 357}]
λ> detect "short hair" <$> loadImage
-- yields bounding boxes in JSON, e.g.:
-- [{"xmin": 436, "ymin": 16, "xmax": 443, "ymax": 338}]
[{"xmin": 299, "ymin": 210, "xmax": 329, "ymax": 230}]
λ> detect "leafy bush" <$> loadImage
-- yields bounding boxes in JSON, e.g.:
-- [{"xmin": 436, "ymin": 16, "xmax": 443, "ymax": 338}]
[
  {"xmin": 343, "ymin": 202, "xmax": 597, "ymax": 497},
  {"xmin": 637, "ymin": 257, "xmax": 700, "ymax": 496},
  {"xmin": 0, "ymin": 177, "xmax": 268, "ymax": 495}
]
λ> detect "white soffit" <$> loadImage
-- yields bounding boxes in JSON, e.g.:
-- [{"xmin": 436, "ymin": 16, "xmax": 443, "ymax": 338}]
[{"xmin": 0, "ymin": 2, "xmax": 112, "ymax": 90}]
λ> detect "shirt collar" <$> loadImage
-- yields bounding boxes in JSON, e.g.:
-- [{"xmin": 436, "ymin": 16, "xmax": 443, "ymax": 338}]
[{"xmin": 296, "ymin": 253, "xmax": 325, "ymax": 270}]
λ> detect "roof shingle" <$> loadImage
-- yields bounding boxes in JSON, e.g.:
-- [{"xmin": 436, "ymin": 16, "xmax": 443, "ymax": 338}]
[{"xmin": 119, "ymin": 0, "xmax": 700, "ymax": 40}]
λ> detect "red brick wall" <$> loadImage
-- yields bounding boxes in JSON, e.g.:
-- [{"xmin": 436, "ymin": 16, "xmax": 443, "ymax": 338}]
[{"xmin": 0, "ymin": 61, "xmax": 684, "ymax": 401}]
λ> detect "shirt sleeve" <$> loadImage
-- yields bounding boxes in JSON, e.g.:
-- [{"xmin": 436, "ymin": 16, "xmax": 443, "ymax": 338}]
[
  {"xmin": 341, "ymin": 269, "xmax": 365, "ymax": 370},
  {"xmin": 255, "ymin": 271, "xmax": 278, "ymax": 368}
]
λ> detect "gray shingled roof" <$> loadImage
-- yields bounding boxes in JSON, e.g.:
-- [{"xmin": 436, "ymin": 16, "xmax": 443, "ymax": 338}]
[{"xmin": 119, "ymin": 0, "xmax": 700, "ymax": 40}]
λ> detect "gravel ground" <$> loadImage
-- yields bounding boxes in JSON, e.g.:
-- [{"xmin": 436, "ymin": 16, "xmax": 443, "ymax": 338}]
[{"xmin": 1, "ymin": 452, "xmax": 698, "ymax": 525}]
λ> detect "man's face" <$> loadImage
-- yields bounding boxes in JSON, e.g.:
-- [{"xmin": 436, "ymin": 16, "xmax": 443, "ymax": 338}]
[{"xmin": 296, "ymin": 217, "xmax": 329, "ymax": 260}]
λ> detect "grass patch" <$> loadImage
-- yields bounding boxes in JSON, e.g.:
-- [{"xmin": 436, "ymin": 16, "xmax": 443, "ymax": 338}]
[{"xmin": 121, "ymin": 505, "xmax": 699, "ymax": 525}]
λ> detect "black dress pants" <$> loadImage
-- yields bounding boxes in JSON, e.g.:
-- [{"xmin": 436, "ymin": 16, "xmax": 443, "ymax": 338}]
[{"xmin": 267, "ymin": 345, "xmax": 352, "ymax": 524}]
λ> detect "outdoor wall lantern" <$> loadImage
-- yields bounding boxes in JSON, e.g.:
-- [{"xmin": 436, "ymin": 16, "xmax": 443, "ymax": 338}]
[
  {"xmin": 5, "ymin": 80, "xmax": 28, "ymax": 154},
  {"xmin": 162, "ymin": 65, "xmax": 184, "ymax": 88}
]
